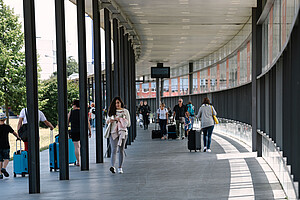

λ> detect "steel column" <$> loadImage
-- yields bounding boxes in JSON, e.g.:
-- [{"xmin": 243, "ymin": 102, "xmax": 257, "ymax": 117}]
[
  {"xmin": 77, "ymin": 0, "xmax": 89, "ymax": 170},
  {"xmin": 104, "ymin": 8, "xmax": 112, "ymax": 156},
  {"xmin": 124, "ymin": 34, "xmax": 131, "ymax": 145},
  {"xmin": 189, "ymin": 62, "xmax": 193, "ymax": 98},
  {"xmin": 55, "ymin": 0, "xmax": 69, "ymax": 180},
  {"xmin": 251, "ymin": 6, "xmax": 262, "ymax": 156},
  {"xmin": 113, "ymin": 18, "xmax": 120, "ymax": 97},
  {"xmin": 92, "ymin": 0, "xmax": 103, "ymax": 163},
  {"xmin": 23, "ymin": 0, "xmax": 40, "ymax": 193},
  {"xmin": 128, "ymin": 39, "xmax": 133, "ymax": 144},
  {"xmin": 104, "ymin": 8, "xmax": 112, "ymax": 107},
  {"xmin": 119, "ymin": 27, "xmax": 125, "ymax": 100},
  {"xmin": 91, "ymin": 77, "xmax": 95, "ymax": 103},
  {"xmin": 88, "ymin": 78, "xmax": 91, "ymax": 103}
]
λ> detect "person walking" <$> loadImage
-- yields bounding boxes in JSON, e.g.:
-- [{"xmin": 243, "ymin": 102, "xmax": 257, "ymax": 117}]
[
  {"xmin": 17, "ymin": 108, "xmax": 54, "ymax": 151},
  {"xmin": 196, "ymin": 97, "xmax": 217, "ymax": 152},
  {"xmin": 105, "ymin": 97, "xmax": 130, "ymax": 174},
  {"xmin": 141, "ymin": 101, "xmax": 151, "ymax": 130},
  {"xmin": 89, "ymin": 103, "xmax": 96, "ymax": 128},
  {"xmin": 173, "ymin": 98, "xmax": 187, "ymax": 139},
  {"xmin": 68, "ymin": 100, "xmax": 92, "ymax": 166},
  {"xmin": 137, "ymin": 101, "xmax": 144, "ymax": 128},
  {"xmin": 157, "ymin": 103, "xmax": 168, "ymax": 140},
  {"xmin": 186, "ymin": 101, "xmax": 195, "ymax": 129},
  {"xmin": 184, "ymin": 111, "xmax": 192, "ymax": 137},
  {"xmin": 0, "ymin": 113, "xmax": 20, "ymax": 179}
]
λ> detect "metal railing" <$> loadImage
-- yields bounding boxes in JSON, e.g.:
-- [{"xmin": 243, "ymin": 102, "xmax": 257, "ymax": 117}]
[
  {"xmin": 214, "ymin": 118, "xmax": 299, "ymax": 200},
  {"xmin": 258, "ymin": 130, "xmax": 299, "ymax": 200}
]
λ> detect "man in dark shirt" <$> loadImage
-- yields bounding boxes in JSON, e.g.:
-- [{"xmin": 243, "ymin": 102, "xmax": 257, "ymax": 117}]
[
  {"xmin": 173, "ymin": 99, "xmax": 187, "ymax": 139},
  {"xmin": 141, "ymin": 101, "xmax": 151, "ymax": 130},
  {"xmin": 0, "ymin": 113, "xmax": 20, "ymax": 179}
]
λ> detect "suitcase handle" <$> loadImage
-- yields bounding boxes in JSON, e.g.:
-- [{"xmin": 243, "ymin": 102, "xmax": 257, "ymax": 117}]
[
  {"xmin": 50, "ymin": 130, "xmax": 53, "ymax": 143},
  {"xmin": 16, "ymin": 139, "xmax": 22, "ymax": 152}
]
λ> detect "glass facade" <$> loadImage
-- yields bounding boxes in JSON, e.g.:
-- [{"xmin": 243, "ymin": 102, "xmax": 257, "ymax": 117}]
[{"xmin": 137, "ymin": 1, "xmax": 299, "ymax": 99}]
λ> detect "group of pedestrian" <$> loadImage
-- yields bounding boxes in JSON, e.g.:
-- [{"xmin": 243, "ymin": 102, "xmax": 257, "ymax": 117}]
[
  {"xmin": 137, "ymin": 100, "xmax": 151, "ymax": 130},
  {"xmin": 153, "ymin": 97, "xmax": 217, "ymax": 153}
]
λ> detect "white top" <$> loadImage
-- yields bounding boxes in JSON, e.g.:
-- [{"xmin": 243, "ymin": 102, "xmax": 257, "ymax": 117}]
[
  {"xmin": 106, "ymin": 108, "xmax": 131, "ymax": 139},
  {"xmin": 157, "ymin": 108, "xmax": 168, "ymax": 120},
  {"xmin": 19, "ymin": 108, "xmax": 47, "ymax": 124},
  {"xmin": 89, "ymin": 107, "xmax": 95, "ymax": 119}
]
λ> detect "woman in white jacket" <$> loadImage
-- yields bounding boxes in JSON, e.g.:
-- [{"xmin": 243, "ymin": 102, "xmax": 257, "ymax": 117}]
[
  {"xmin": 106, "ymin": 97, "xmax": 130, "ymax": 174},
  {"xmin": 196, "ymin": 97, "xmax": 217, "ymax": 152}
]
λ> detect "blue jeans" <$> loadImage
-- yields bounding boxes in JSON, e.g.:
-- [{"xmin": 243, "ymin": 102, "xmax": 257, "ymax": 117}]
[
  {"xmin": 202, "ymin": 125, "xmax": 214, "ymax": 149},
  {"xmin": 159, "ymin": 119, "xmax": 168, "ymax": 136}
]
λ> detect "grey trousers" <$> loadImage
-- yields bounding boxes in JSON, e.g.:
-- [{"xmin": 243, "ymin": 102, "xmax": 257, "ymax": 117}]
[
  {"xmin": 175, "ymin": 120, "xmax": 185, "ymax": 138},
  {"xmin": 110, "ymin": 135, "xmax": 128, "ymax": 168}
]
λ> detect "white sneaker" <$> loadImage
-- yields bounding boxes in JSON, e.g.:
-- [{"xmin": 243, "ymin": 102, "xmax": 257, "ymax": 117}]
[
  {"xmin": 118, "ymin": 168, "xmax": 123, "ymax": 174},
  {"xmin": 207, "ymin": 149, "xmax": 211, "ymax": 152},
  {"xmin": 203, "ymin": 147, "xmax": 207, "ymax": 152}
]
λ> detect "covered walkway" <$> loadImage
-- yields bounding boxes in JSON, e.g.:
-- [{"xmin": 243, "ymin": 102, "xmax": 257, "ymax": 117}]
[{"xmin": 0, "ymin": 125, "xmax": 285, "ymax": 199}]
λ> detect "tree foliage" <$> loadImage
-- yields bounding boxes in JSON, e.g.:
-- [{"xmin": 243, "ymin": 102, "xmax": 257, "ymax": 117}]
[
  {"xmin": 52, "ymin": 56, "xmax": 79, "ymax": 77},
  {"xmin": 39, "ymin": 78, "xmax": 80, "ymax": 128},
  {"xmin": 0, "ymin": 1, "xmax": 26, "ymax": 122}
]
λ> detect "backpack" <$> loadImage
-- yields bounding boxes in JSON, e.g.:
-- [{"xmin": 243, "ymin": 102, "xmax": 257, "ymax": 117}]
[
  {"xmin": 187, "ymin": 104, "xmax": 195, "ymax": 116},
  {"xmin": 92, "ymin": 108, "xmax": 95, "ymax": 114}
]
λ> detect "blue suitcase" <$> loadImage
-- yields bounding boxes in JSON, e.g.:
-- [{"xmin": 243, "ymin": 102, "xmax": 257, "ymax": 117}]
[
  {"xmin": 49, "ymin": 141, "xmax": 58, "ymax": 171},
  {"xmin": 13, "ymin": 140, "xmax": 28, "ymax": 177},
  {"xmin": 55, "ymin": 136, "xmax": 77, "ymax": 166},
  {"xmin": 49, "ymin": 133, "xmax": 76, "ymax": 171}
]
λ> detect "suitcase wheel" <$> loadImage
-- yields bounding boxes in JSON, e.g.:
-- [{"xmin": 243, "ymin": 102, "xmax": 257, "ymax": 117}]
[
  {"xmin": 195, "ymin": 150, "xmax": 197, "ymax": 152},
  {"xmin": 189, "ymin": 150, "xmax": 191, "ymax": 152},
  {"xmin": 14, "ymin": 173, "xmax": 16, "ymax": 177},
  {"xmin": 22, "ymin": 172, "xmax": 26, "ymax": 177},
  {"xmin": 50, "ymin": 168, "xmax": 52, "ymax": 172}
]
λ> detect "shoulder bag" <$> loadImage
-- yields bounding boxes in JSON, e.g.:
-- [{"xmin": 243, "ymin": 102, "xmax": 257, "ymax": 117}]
[
  {"xmin": 18, "ymin": 109, "xmax": 29, "ymax": 142},
  {"xmin": 211, "ymin": 106, "xmax": 219, "ymax": 124}
]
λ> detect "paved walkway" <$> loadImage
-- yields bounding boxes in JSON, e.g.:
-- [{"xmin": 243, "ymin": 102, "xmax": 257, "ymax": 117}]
[{"xmin": 0, "ymin": 124, "xmax": 286, "ymax": 199}]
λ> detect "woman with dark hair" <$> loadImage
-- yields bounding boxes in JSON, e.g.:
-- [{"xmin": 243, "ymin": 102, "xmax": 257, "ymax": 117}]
[
  {"xmin": 68, "ymin": 99, "xmax": 92, "ymax": 166},
  {"xmin": 196, "ymin": 97, "xmax": 217, "ymax": 152},
  {"xmin": 105, "ymin": 97, "xmax": 130, "ymax": 174}
]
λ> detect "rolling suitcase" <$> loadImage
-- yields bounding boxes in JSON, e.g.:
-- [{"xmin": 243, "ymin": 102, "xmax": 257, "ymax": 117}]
[
  {"xmin": 188, "ymin": 130, "xmax": 201, "ymax": 152},
  {"xmin": 13, "ymin": 139, "xmax": 28, "ymax": 177},
  {"xmin": 167, "ymin": 124, "xmax": 177, "ymax": 139},
  {"xmin": 152, "ymin": 122, "xmax": 162, "ymax": 139},
  {"xmin": 49, "ymin": 130, "xmax": 58, "ymax": 171},
  {"xmin": 55, "ymin": 135, "xmax": 76, "ymax": 165}
]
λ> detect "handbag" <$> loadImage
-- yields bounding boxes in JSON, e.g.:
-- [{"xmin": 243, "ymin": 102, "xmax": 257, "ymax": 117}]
[
  {"xmin": 210, "ymin": 106, "xmax": 219, "ymax": 124},
  {"xmin": 18, "ymin": 109, "xmax": 29, "ymax": 142}
]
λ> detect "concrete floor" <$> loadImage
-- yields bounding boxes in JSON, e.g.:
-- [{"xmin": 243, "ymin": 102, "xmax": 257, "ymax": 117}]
[{"xmin": 0, "ymin": 124, "xmax": 286, "ymax": 200}]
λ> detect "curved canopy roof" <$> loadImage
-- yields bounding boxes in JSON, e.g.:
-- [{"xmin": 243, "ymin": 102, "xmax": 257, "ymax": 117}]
[{"xmin": 73, "ymin": 0, "xmax": 257, "ymax": 77}]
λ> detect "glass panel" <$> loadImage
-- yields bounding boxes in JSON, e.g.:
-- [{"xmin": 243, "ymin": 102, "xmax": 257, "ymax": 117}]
[
  {"xmin": 163, "ymin": 79, "xmax": 169, "ymax": 97},
  {"xmin": 210, "ymin": 66, "xmax": 217, "ymax": 92},
  {"xmin": 192, "ymin": 73, "xmax": 198, "ymax": 94},
  {"xmin": 171, "ymin": 78, "xmax": 178, "ymax": 96},
  {"xmin": 141, "ymin": 83, "xmax": 150, "ymax": 98},
  {"xmin": 180, "ymin": 76, "xmax": 189, "ymax": 95}
]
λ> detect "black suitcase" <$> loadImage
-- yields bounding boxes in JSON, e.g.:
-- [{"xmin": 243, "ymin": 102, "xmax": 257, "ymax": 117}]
[
  {"xmin": 188, "ymin": 130, "xmax": 201, "ymax": 152},
  {"xmin": 167, "ymin": 125, "xmax": 176, "ymax": 132},
  {"xmin": 167, "ymin": 124, "xmax": 177, "ymax": 139},
  {"xmin": 152, "ymin": 123, "xmax": 162, "ymax": 139}
]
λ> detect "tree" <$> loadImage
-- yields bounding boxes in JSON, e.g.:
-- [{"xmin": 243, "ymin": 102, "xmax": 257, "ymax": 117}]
[
  {"xmin": 52, "ymin": 56, "xmax": 78, "ymax": 77},
  {"xmin": 0, "ymin": 1, "xmax": 26, "ymax": 124},
  {"xmin": 39, "ymin": 78, "xmax": 80, "ymax": 128}
]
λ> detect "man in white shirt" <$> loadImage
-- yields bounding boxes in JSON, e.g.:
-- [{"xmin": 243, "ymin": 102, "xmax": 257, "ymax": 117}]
[{"xmin": 17, "ymin": 108, "xmax": 54, "ymax": 151}]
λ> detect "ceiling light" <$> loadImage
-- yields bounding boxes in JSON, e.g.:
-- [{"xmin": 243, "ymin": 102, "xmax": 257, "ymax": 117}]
[
  {"xmin": 181, "ymin": 11, "xmax": 190, "ymax": 14},
  {"xmin": 137, "ymin": 15, "xmax": 145, "ymax": 17},
  {"xmin": 140, "ymin": 20, "xmax": 149, "ymax": 24},
  {"xmin": 182, "ymin": 25, "xmax": 190, "ymax": 29},
  {"xmin": 182, "ymin": 19, "xmax": 190, "ymax": 23},
  {"xmin": 129, "ymin": 4, "xmax": 139, "ymax": 6},
  {"xmin": 181, "ymin": 37, "xmax": 187, "ymax": 40},
  {"xmin": 134, "ymin": 11, "xmax": 143, "ymax": 14}
]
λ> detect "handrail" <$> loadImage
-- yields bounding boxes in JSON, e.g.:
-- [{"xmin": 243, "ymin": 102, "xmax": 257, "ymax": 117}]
[
  {"xmin": 257, "ymin": 130, "xmax": 299, "ymax": 200},
  {"xmin": 215, "ymin": 118, "xmax": 299, "ymax": 200}
]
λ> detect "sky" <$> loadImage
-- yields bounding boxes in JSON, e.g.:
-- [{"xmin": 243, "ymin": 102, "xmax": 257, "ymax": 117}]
[{"xmin": 4, "ymin": 0, "xmax": 107, "ymax": 80}]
